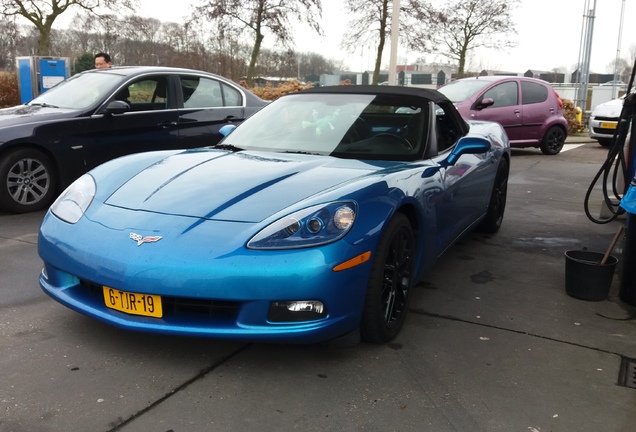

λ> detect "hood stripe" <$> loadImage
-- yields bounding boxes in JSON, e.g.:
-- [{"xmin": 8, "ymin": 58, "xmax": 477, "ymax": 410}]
[{"xmin": 201, "ymin": 172, "xmax": 298, "ymax": 219}]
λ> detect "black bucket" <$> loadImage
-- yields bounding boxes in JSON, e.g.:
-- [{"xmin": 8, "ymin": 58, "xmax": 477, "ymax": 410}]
[{"xmin": 564, "ymin": 250, "xmax": 618, "ymax": 301}]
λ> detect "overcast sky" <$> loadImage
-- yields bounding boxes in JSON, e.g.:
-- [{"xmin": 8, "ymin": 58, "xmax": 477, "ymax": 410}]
[{"xmin": 63, "ymin": 0, "xmax": 636, "ymax": 74}]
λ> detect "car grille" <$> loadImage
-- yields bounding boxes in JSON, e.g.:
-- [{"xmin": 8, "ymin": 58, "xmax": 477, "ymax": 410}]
[
  {"xmin": 591, "ymin": 116, "xmax": 618, "ymax": 135},
  {"xmin": 80, "ymin": 279, "xmax": 239, "ymax": 318},
  {"xmin": 592, "ymin": 126, "xmax": 618, "ymax": 134},
  {"xmin": 593, "ymin": 116, "xmax": 619, "ymax": 122}
]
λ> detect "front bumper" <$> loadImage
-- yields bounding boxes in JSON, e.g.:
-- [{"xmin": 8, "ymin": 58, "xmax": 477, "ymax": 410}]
[
  {"xmin": 588, "ymin": 115, "xmax": 618, "ymax": 141},
  {"xmin": 38, "ymin": 208, "xmax": 376, "ymax": 344}
]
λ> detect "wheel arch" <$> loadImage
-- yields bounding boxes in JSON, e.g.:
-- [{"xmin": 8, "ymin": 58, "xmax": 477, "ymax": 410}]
[
  {"xmin": 391, "ymin": 202, "xmax": 426, "ymax": 277},
  {"xmin": 393, "ymin": 203, "xmax": 419, "ymax": 238},
  {"xmin": 501, "ymin": 150, "xmax": 511, "ymax": 166},
  {"xmin": 544, "ymin": 122, "xmax": 567, "ymax": 139},
  {"xmin": 551, "ymin": 122, "xmax": 568, "ymax": 136}
]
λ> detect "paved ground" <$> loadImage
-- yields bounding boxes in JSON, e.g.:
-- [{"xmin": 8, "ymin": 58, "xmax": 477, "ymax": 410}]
[
  {"xmin": 413, "ymin": 135, "xmax": 636, "ymax": 432},
  {"xmin": 1, "ymin": 135, "xmax": 635, "ymax": 432},
  {"xmin": 566, "ymin": 132, "xmax": 601, "ymax": 144}
]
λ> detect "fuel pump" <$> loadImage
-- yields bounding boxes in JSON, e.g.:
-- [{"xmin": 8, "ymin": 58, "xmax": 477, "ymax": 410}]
[
  {"xmin": 16, "ymin": 56, "xmax": 70, "ymax": 104},
  {"xmin": 584, "ymin": 58, "xmax": 636, "ymax": 306},
  {"xmin": 617, "ymin": 90, "xmax": 636, "ymax": 306}
]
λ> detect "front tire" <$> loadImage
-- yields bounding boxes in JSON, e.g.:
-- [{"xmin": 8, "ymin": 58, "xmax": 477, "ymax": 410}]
[
  {"xmin": 540, "ymin": 126, "xmax": 565, "ymax": 155},
  {"xmin": 361, "ymin": 213, "xmax": 415, "ymax": 344},
  {"xmin": 598, "ymin": 139, "xmax": 612, "ymax": 148},
  {"xmin": 0, "ymin": 148, "xmax": 57, "ymax": 213}
]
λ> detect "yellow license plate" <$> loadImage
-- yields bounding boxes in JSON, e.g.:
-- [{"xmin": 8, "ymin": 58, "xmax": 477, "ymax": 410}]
[
  {"xmin": 600, "ymin": 122, "xmax": 617, "ymax": 129},
  {"xmin": 103, "ymin": 287, "xmax": 163, "ymax": 318}
]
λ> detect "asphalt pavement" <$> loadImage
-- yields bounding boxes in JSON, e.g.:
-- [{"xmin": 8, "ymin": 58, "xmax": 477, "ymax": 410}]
[
  {"xmin": 410, "ymin": 134, "xmax": 636, "ymax": 432},
  {"xmin": 1, "ymin": 136, "xmax": 635, "ymax": 432}
]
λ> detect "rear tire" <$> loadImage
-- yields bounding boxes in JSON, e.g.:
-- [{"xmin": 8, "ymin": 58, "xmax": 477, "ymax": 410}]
[
  {"xmin": 477, "ymin": 157, "xmax": 509, "ymax": 233},
  {"xmin": 0, "ymin": 148, "xmax": 57, "ymax": 213},
  {"xmin": 540, "ymin": 126, "xmax": 565, "ymax": 155},
  {"xmin": 360, "ymin": 213, "xmax": 415, "ymax": 344}
]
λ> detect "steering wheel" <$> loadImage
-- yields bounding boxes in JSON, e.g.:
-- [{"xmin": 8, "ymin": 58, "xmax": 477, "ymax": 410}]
[
  {"xmin": 375, "ymin": 133, "xmax": 413, "ymax": 150},
  {"xmin": 342, "ymin": 117, "xmax": 371, "ymax": 143}
]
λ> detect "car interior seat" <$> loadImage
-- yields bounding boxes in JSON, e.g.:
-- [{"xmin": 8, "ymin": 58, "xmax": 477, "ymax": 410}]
[
  {"xmin": 114, "ymin": 87, "xmax": 130, "ymax": 105},
  {"xmin": 152, "ymin": 80, "xmax": 167, "ymax": 108},
  {"xmin": 435, "ymin": 114, "xmax": 459, "ymax": 152},
  {"xmin": 403, "ymin": 113, "xmax": 423, "ymax": 149},
  {"xmin": 211, "ymin": 86, "xmax": 223, "ymax": 107}
]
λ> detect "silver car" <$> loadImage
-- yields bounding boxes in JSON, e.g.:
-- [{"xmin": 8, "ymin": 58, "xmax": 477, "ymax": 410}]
[{"xmin": 588, "ymin": 95, "xmax": 625, "ymax": 147}]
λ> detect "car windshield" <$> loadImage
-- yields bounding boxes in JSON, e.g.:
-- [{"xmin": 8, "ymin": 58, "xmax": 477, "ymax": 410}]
[
  {"xmin": 438, "ymin": 79, "xmax": 491, "ymax": 103},
  {"xmin": 28, "ymin": 72, "xmax": 122, "ymax": 110},
  {"xmin": 220, "ymin": 93, "xmax": 428, "ymax": 161}
]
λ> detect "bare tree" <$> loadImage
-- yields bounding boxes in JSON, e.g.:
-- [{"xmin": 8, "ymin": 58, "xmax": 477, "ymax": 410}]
[
  {"xmin": 0, "ymin": 2, "xmax": 342, "ymax": 84},
  {"xmin": 0, "ymin": 0, "xmax": 137, "ymax": 55},
  {"xmin": 607, "ymin": 57, "xmax": 633, "ymax": 83},
  {"xmin": 405, "ymin": 0, "xmax": 519, "ymax": 78},
  {"xmin": 0, "ymin": 18, "xmax": 20, "ymax": 69},
  {"xmin": 93, "ymin": 13, "xmax": 119, "ymax": 61},
  {"xmin": 194, "ymin": 0, "xmax": 322, "ymax": 86},
  {"xmin": 627, "ymin": 45, "xmax": 636, "ymax": 84},
  {"xmin": 161, "ymin": 22, "xmax": 190, "ymax": 53},
  {"xmin": 205, "ymin": 24, "xmax": 247, "ymax": 79},
  {"xmin": 303, "ymin": 52, "xmax": 335, "ymax": 75},
  {"xmin": 629, "ymin": 44, "xmax": 636, "ymax": 66},
  {"xmin": 67, "ymin": 12, "xmax": 95, "ymax": 53},
  {"xmin": 340, "ymin": 0, "xmax": 393, "ymax": 85},
  {"xmin": 15, "ymin": 23, "xmax": 39, "ymax": 55}
]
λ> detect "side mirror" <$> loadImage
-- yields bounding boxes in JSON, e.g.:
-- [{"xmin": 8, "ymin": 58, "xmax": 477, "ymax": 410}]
[
  {"xmin": 445, "ymin": 136, "xmax": 490, "ymax": 165},
  {"xmin": 103, "ymin": 100, "xmax": 130, "ymax": 114},
  {"xmin": 219, "ymin": 124, "xmax": 237, "ymax": 137},
  {"xmin": 476, "ymin": 98, "xmax": 495, "ymax": 110}
]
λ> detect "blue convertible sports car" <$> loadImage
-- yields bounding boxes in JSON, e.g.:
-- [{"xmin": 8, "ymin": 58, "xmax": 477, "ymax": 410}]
[{"xmin": 38, "ymin": 85, "xmax": 510, "ymax": 344}]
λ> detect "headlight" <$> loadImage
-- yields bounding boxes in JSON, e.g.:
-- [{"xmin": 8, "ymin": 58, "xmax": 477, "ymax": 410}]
[
  {"xmin": 50, "ymin": 174, "xmax": 96, "ymax": 223},
  {"xmin": 247, "ymin": 202, "xmax": 357, "ymax": 249}
]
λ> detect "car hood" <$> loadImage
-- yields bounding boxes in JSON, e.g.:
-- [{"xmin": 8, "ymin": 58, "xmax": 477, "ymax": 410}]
[
  {"xmin": 104, "ymin": 150, "xmax": 396, "ymax": 222},
  {"xmin": 0, "ymin": 104, "xmax": 80, "ymax": 127},
  {"xmin": 592, "ymin": 98, "xmax": 623, "ymax": 117}
]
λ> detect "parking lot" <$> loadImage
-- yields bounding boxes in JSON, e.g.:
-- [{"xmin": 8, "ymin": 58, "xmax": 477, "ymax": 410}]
[{"xmin": 1, "ymin": 138, "xmax": 635, "ymax": 432}]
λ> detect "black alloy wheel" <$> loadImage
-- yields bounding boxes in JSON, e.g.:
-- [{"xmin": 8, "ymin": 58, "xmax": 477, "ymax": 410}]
[
  {"xmin": 361, "ymin": 213, "xmax": 415, "ymax": 343},
  {"xmin": 477, "ymin": 157, "xmax": 509, "ymax": 233},
  {"xmin": 540, "ymin": 126, "xmax": 566, "ymax": 155},
  {"xmin": 0, "ymin": 148, "xmax": 56, "ymax": 213}
]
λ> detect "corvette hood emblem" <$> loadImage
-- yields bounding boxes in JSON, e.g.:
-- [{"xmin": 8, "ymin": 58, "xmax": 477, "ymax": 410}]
[{"xmin": 130, "ymin": 232, "xmax": 162, "ymax": 246}]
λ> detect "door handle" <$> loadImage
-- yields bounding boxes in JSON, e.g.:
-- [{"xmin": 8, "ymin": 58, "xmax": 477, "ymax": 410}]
[{"xmin": 158, "ymin": 121, "xmax": 177, "ymax": 128}]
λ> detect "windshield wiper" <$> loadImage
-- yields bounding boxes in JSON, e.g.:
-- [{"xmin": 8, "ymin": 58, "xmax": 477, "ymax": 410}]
[
  {"xmin": 282, "ymin": 150, "xmax": 324, "ymax": 156},
  {"xmin": 213, "ymin": 143, "xmax": 243, "ymax": 152},
  {"xmin": 29, "ymin": 102, "xmax": 59, "ymax": 108}
]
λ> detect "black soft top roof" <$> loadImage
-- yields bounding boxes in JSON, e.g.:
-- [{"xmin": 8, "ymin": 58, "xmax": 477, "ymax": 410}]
[{"xmin": 299, "ymin": 84, "xmax": 451, "ymax": 105}]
